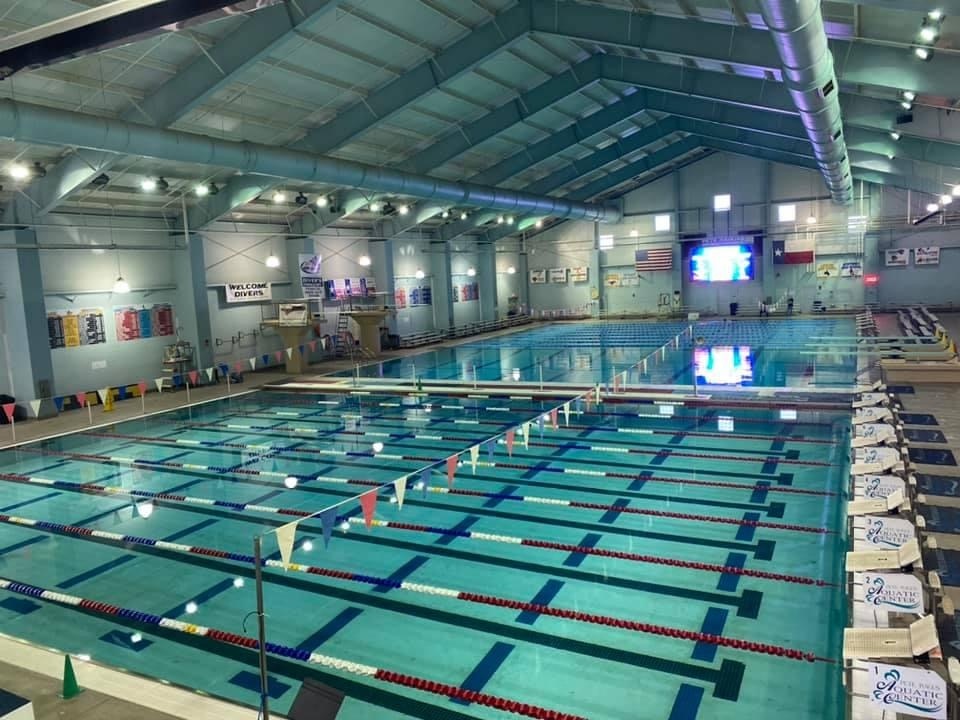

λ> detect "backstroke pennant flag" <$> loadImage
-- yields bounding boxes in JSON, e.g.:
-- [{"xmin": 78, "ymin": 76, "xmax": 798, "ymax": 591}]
[
  {"xmin": 319, "ymin": 508, "xmax": 337, "ymax": 548},
  {"xmin": 97, "ymin": 389, "xmax": 110, "ymax": 404},
  {"xmin": 249, "ymin": 357, "xmax": 257, "ymax": 370},
  {"xmin": 137, "ymin": 380, "xmax": 148, "ymax": 397},
  {"xmin": 154, "ymin": 378, "xmax": 165, "ymax": 393},
  {"xmin": 274, "ymin": 350, "xmax": 284, "ymax": 363},
  {"xmin": 521, "ymin": 422, "xmax": 531, "ymax": 449},
  {"xmin": 1, "ymin": 403, "xmax": 14, "ymax": 424},
  {"xmin": 359, "ymin": 490, "xmax": 377, "ymax": 529},
  {"xmin": 275, "ymin": 520, "xmax": 299, "ymax": 571},
  {"xmin": 550, "ymin": 408, "xmax": 559, "ymax": 429},
  {"xmin": 562, "ymin": 402, "xmax": 570, "ymax": 426},
  {"xmin": 261, "ymin": 354, "xmax": 270, "ymax": 367},
  {"xmin": 286, "ymin": 347, "xmax": 294, "ymax": 359},
  {"xmin": 393, "ymin": 477, "xmax": 407, "ymax": 510},
  {"xmin": 29, "ymin": 400, "xmax": 42, "ymax": 418},
  {"xmin": 54, "ymin": 397, "xmax": 65, "ymax": 412},
  {"xmin": 205, "ymin": 367, "xmax": 215, "ymax": 382},
  {"xmin": 419, "ymin": 468, "xmax": 430, "ymax": 497},
  {"xmin": 485, "ymin": 439, "xmax": 495, "ymax": 461},
  {"xmin": 446, "ymin": 454, "xmax": 458, "ymax": 487},
  {"xmin": 469, "ymin": 444, "xmax": 479, "ymax": 473},
  {"xmin": 308, "ymin": 340, "xmax": 318, "ymax": 352},
  {"xmin": 505, "ymin": 429, "xmax": 515, "ymax": 456},
  {"xmin": 234, "ymin": 361, "xmax": 245, "ymax": 375},
  {"xmin": 188, "ymin": 370, "xmax": 199, "ymax": 386},
  {"xmin": 75, "ymin": 392, "xmax": 87, "ymax": 408}
]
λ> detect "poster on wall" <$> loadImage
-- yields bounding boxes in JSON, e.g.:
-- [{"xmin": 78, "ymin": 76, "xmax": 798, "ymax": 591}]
[
  {"xmin": 529, "ymin": 269, "xmax": 546, "ymax": 284},
  {"xmin": 840, "ymin": 261, "xmax": 863, "ymax": 277},
  {"xmin": 549, "ymin": 267, "xmax": 567, "ymax": 283},
  {"xmin": 604, "ymin": 273, "xmax": 621, "ymax": 288},
  {"xmin": 114, "ymin": 303, "xmax": 175, "ymax": 342},
  {"xmin": 225, "ymin": 281, "xmax": 271, "ymax": 303},
  {"xmin": 570, "ymin": 267, "xmax": 588, "ymax": 283},
  {"xmin": 816, "ymin": 262, "xmax": 839, "ymax": 278},
  {"xmin": 298, "ymin": 254, "xmax": 323, "ymax": 298},
  {"xmin": 453, "ymin": 282, "xmax": 479, "ymax": 303},
  {"xmin": 323, "ymin": 277, "xmax": 376, "ymax": 300},
  {"xmin": 47, "ymin": 309, "xmax": 106, "ymax": 349},
  {"xmin": 915, "ymin": 246, "xmax": 940, "ymax": 266},
  {"xmin": 885, "ymin": 248, "xmax": 908, "ymax": 267}
]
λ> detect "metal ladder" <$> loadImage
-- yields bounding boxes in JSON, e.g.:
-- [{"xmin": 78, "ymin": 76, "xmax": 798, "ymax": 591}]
[{"xmin": 335, "ymin": 313, "xmax": 350, "ymax": 358}]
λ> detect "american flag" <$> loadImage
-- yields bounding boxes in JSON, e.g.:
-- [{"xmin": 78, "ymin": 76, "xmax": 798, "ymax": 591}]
[{"xmin": 635, "ymin": 248, "xmax": 673, "ymax": 273}]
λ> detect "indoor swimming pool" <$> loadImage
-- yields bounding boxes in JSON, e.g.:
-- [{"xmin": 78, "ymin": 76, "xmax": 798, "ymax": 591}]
[{"xmin": 0, "ymin": 319, "xmax": 854, "ymax": 719}]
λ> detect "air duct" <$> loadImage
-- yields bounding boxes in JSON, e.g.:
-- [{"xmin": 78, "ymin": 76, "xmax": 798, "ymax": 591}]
[
  {"xmin": 758, "ymin": 0, "xmax": 853, "ymax": 204},
  {"xmin": 0, "ymin": 99, "xmax": 619, "ymax": 223}
]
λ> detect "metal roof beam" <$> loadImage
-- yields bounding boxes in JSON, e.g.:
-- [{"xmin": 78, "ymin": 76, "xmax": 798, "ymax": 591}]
[{"xmin": 185, "ymin": 174, "xmax": 278, "ymax": 230}]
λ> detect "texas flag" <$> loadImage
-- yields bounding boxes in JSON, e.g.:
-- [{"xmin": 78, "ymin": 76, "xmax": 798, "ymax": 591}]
[{"xmin": 772, "ymin": 237, "xmax": 814, "ymax": 264}]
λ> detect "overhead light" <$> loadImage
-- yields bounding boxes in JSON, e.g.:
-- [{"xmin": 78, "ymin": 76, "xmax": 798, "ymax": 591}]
[
  {"xmin": 157, "ymin": 177, "xmax": 169, "ymax": 191},
  {"xmin": 295, "ymin": 192, "xmax": 308, "ymax": 206},
  {"xmin": 316, "ymin": 195, "xmax": 328, "ymax": 208},
  {"xmin": 506, "ymin": 216, "xmax": 514, "ymax": 225},
  {"xmin": 466, "ymin": 267, "xmax": 476, "ymax": 277},
  {"xmin": 941, "ymin": 194, "xmax": 953, "ymax": 205},
  {"xmin": 887, "ymin": 153, "xmax": 896, "ymax": 160},
  {"xmin": 903, "ymin": 91, "xmax": 916, "ymax": 102},
  {"xmin": 926, "ymin": 202, "xmax": 940, "ymax": 212},
  {"xmin": 889, "ymin": 131, "xmax": 901, "ymax": 141},
  {"xmin": 806, "ymin": 215, "xmax": 817, "ymax": 225},
  {"xmin": 140, "ymin": 178, "xmax": 157, "ymax": 191},
  {"xmin": 497, "ymin": 215, "xmax": 504, "ymax": 224},
  {"xmin": 952, "ymin": 185, "xmax": 960, "ymax": 197},
  {"xmin": 535, "ymin": 219, "xmax": 543, "ymax": 228},
  {"xmin": 272, "ymin": 191, "xmax": 286, "ymax": 204},
  {"xmin": 920, "ymin": 25, "xmax": 938, "ymax": 43},
  {"xmin": 460, "ymin": 211, "xmax": 468, "ymax": 220},
  {"xmin": 630, "ymin": 229, "xmax": 640, "ymax": 237},
  {"xmin": 369, "ymin": 201, "xmax": 382, "ymax": 213},
  {"xmin": 900, "ymin": 101, "xmax": 913, "ymax": 111},
  {"xmin": 265, "ymin": 255, "xmax": 281, "ymax": 268},
  {"xmin": 194, "ymin": 183, "xmax": 209, "ymax": 197},
  {"xmin": 415, "ymin": 268, "xmax": 425, "ymax": 280},
  {"xmin": 507, "ymin": 266, "xmax": 516, "ymax": 274},
  {"xmin": 113, "ymin": 275, "xmax": 130, "ymax": 293},
  {"xmin": 914, "ymin": 46, "xmax": 932, "ymax": 60},
  {"xmin": 929, "ymin": 9, "xmax": 944, "ymax": 21},
  {"xmin": 441, "ymin": 210, "xmax": 450, "ymax": 219},
  {"xmin": 283, "ymin": 475, "xmax": 298, "ymax": 488},
  {"xmin": 398, "ymin": 204, "xmax": 409, "ymax": 215},
  {"xmin": 8, "ymin": 163, "xmax": 28, "ymax": 180},
  {"xmin": 92, "ymin": 173, "xmax": 110, "ymax": 187},
  {"xmin": 358, "ymin": 254, "xmax": 372, "ymax": 267}
]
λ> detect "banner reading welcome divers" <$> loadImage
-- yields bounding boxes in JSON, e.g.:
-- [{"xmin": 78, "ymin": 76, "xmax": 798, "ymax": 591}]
[
  {"xmin": 868, "ymin": 663, "xmax": 946, "ymax": 719},
  {"xmin": 862, "ymin": 573, "xmax": 924, "ymax": 614},
  {"xmin": 225, "ymin": 282, "xmax": 271, "ymax": 303}
]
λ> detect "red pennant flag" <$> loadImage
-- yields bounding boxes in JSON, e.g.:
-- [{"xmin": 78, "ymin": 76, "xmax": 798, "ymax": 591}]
[
  {"xmin": 137, "ymin": 380, "xmax": 148, "ymax": 397},
  {"xmin": 274, "ymin": 350, "xmax": 284, "ymax": 363},
  {"xmin": 359, "ymin": 491, "xmax": 377, "ymax": 529},
  {"xmin": 75, "ymin": 392, "xmax": 87, "ymax": 408},
  {"xmin": 234, "ymin": 361, "xmax": 244, "ymax": 374},
  {"xmin": 308, "ymin": 340, "xmax": 318, "ymax": 352},
  {"xmin": 446, "ymin": 454, "xmax": 458, "ymax": 487},
  {"xmin": 188, "ymin": 370, "xmax": 199, "ymax": 386},
  {"xmin": 1, "ymin": 403, "xmax": 14, "ymax": 423},
  {"xmin": 550, "ymin": 408, "xmax": 558, "ymax": 429},
  {"xmin": 505, "ymin": 429, "xmax": 515, "ymax": 457}
]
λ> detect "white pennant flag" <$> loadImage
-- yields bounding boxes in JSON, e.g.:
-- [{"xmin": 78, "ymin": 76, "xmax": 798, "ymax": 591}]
[
  {"xmin": 521, "ymin": 422, "xmax": 530, "ymax": 449},
  {"xmin": 97, "ymin": 388, "xmax": 109, "ymax": 404},
  {"xmin": 205, "ymin": 367, "xmax": 215, "ymax": 381},
  {"xmin": 393, "ymin": 476, "xmax": 407, "ymax": 510},
  {"xmin": 29, "ymin": 399, "xmax": 42, "ymax": 417},
  {"xmin": 154, "ymin": 378, "xmax": 165, "ymax": 393},
  {"xmin": 286, "ymin": 347, "xmax": 294, "ymax": 359},
  {"xmin": 275, "ymin": 520, "xmax": 299, "ymax": 571},
  {"xmin": 321, "ymin": 337, "xmax": 328, "ymax": 350},
  {"xmin": 248, "ymin": 357, "xmax": 257, "ymax": 370},
  {"xmin": 595, "ymin": 384, "xmax": 602, "ymax": 404},
  {"xmin": 563, "ymin": 401, "xmax": 570, "ymax": 426},
  {"xmin": 470, "ymin": 444, "xmax": 479, "ymax": 473}
]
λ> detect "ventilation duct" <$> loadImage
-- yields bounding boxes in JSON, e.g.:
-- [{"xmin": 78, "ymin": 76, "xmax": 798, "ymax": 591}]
[
  {"xmin": 0, "ymin": 98, "xmax": 620, "ymax": 223},
  {"xmin": 758, "ymin": 0, "xmax": 853, "ymax": 204}
]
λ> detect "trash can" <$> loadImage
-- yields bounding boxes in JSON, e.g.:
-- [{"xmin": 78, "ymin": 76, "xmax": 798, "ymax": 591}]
[{"xmin": 729, "ymin": 302, "xmax": 739, "ymax": 316}]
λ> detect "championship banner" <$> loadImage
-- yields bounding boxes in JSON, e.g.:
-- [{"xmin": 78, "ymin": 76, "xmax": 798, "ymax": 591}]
[
  {"xmin": 914, "ymin": 246, "xmax": 940, "ymax": 266},
  {"xmin": 864, "ymin": 516, "xmax": 916, "ymax": 548},
  {"xmin": 225, "ymin": 282, "xmax": 271, "ymax": 303},
  {"xmin": 299, "ymin": 254, "xmax": 323, "ymax": 298},
  {"xmin": 816, "ymin": 261, "xmax": 838, "ymax": 278},
  {"xmin": 862, "ymin": 573, "xmax": 924, "ymax": 614},
  {"xmin": 840, "ymin": 261, "xmax": 863, "ymax": 277},
  {"xmin": 867, "ymin": 663, "xmax": 946, "ymax": 719},
  {"xmin": 885, "ymin": 248, "xmax": 908, "ymax": 267}
]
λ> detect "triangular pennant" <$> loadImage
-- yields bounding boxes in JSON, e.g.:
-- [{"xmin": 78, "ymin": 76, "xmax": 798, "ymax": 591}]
[
  {"xmin": 1, "ymin": 403, "xmax": 14, "ymax": 423},
  {"xmin": 485, "ymin": 439, "xmax": 495, "ymax": 461},
  {"xmin": 298, "ymin": 344, "xmax": 306, "ymax": 355},
  {"xmin": 188, "ymin": 370, "xmax": 199, "ymax": 386},
  {"xmin": 172, "ymin": 374, "xmax": 182, "ymax": 387},
  {"xmin": 521, "ymin": 422, "xmax": 530, "ymax": 449},
  {"xmin": 469, "ymin": 445, "xmax": 479, "ymax": 474},
  {"xmin": 563, "ymin": 402, "xmax": 570, "ymax": 426},
  {"xmin": 505, "ymin": 429, "xmax": 515, "ymax": 457},
  {"xmin": 234, "ymin": 361, "xmax": 244, "ymax": 374},
  {"xmin": 537, "ymin": 415, "xmax": 545, "ymax": 435},
  {"xmin": 286, "ymin": 347, "xmax": 294, "ymax": 359},
  {"xmin": 359, "ymin": 491, "xmax": 377, "ymax": 529},
  {"xmin": 205, "ymin": 367, "xmax": 215, "ymax": 381},
  {"xmin": 154, "ymin": 378, "xmax": 165, "ymax": 393},
  {"xmin": 621, "ymin": 371, "xmax": 628, "ymax": 391},
  {"xmin": 249, "ymin": 357, "xmax": 257, "ymax": 370},
  {"xmin": 612, "ymin": 374, "xmax": 620, "ymax": 393},
  {"xmin": 54, "ymin": 396, "xmax": 65, "ymax": 412},
  {"xmin": 75, "ymin": 392, "xmax": 87, "ymax": 408},
  {"xmin": 308, "ymin": 340, "xmax": 318, "ymax": 352},
  {"xmin": 596, "ymin": 384, "xmax": 602, "ymax": 404},
  {"xmin": 275, "ymin": 520, "xmax": 299, "ymax": 571},
  {"xmin": 393, "ymin": 476, "xmax": 407, "ymax": 510},
  {"xmin": 138, "ymin": 380, "xmax": 148, "ymax": 397},
  {"xmin": 320, "ymin": 337, "xmax": 327, "ymax": 350},
  {"xmin": 550, "ymin": 408, "xmax": 559, "ymax": 429},
  {"xmin": 320, "ymin": 508, "xmax": 336, "ymax": 548},
  {"xmin": 97, "ymin": 388, "xmax": 109, "ymax": 404},
  {"xmin": 274, "ymin": 350, "xmax": 284, "ymax": 363},
  {"xmin": 419, "ymin": 468, "xmax": 430, "ymax": 497},
  {"xmin": 261, "ymin": 354, "xmax": 270, "ymax": 367},
  {"xmin": 642, "ymin": 358, "xmax": 647, "ymax": 373},
  {"xmin": 29, "ymin": 399, "xmax": 42, "ymax": 418},
  {"xmin": 118, "ymin": 386, "xmax": 128, "ymax": 400},
  {"xmin": 446, "ymin": 454, "xmax": 458, "ymax": 487}
]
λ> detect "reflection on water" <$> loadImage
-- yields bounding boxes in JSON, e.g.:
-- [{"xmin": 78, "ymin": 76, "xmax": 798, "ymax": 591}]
[{"xmin": 695, "ymin": 346, "xmax": 754, "ymax": 386}]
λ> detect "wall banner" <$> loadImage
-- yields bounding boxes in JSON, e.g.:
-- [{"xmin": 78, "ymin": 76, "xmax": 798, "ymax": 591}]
[
  {"xmin": 914, "ymin": 246, "xmax": 940, "ymax": 266},
  {"xmin": 529, "ymin": 269, "xmax": 546, "ymax": 284},
  {"xmin": 816, "ymin": 262, "xmax": 838, "ymax": 278},
  {"xmin": 225, "ymin": 282, "xmax": 272, "ymax": 303},
  {"xmin": 299, "ymin": 254, "xmax": 324, "ymax": 298},
  {"xmin": 570, "ymin": 267, "xmax": 588, "ymax": 283},
  {"xmin": 114, "ymin": 304, "xmax": 175, "ymax": 342},
  {"xmin": 885, "ymin": 248, "xmax": 908, "ymax": 267},
  {"xmin": 549, "ymin": 267, "xmax": 567, "ymax": 283},
  {"xmin": 47, "ymin": 309, "xmax": 106, "ymax": 349},
  {"xmin": 840, "ymin": 261, "xmax": 863, "ymax": 277}
]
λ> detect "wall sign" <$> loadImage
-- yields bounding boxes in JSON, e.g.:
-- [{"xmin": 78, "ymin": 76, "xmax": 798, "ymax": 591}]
[
  {"xmin": 816, "ymin": 261, "xmax": 838, "ymax": 278},
  {"xmin": 549, "ymin": 267, "xmax": 567, "ymax": 283},
  {"xmin": 914, "ymin": 246, "xmax": 940, "ymax": 266},
  {"xmin": 885, "ymin": 248, "xmax": 908, "ymax": 267},
  {"xmin": 225, "ymin": 282, "xmax": 272, "ymax": 303},
  {"xmin": 840, "ymin": 261, "xmax": 863, "ymax": 277},
  {"xmin": 867, "ymin": 663, "xmax": 946, "ymax": 719},
  {"xmin": 47, "ymin": 308, "xmax": 106, "ymax": 349},
  {"xmin": 570, "ymin": 267, "xmax": 588, "ymax": 282},
  {"xmin": 299, "ymin": 254, "xmax": 323, "ymax": 298},
  {"xmin": 862, "ymin": 573, "xmax": 924, "ymax": 614},
  {"xmin": 529, "ymin": 269, "xmax": 546, "ymax": 284},
  {"xmin": 114, "ymin": 303, "xmax": 175, "ymax": 342}
]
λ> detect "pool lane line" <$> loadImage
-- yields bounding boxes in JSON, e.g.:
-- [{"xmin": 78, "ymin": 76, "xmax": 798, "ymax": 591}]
[
  {"xmin": 0, "ymin": 578, "xmax": 588, "ymax": 720},
  {"xmin": 81, "ymin": 431, "xmax": 794, "ymax": 513},
  {"xmin": 0, "ymin": 512, "xmax": 824, "ymax": 663},
  {"xmin": 9, "ymin": 448, "xmax": 833, "ymax": 536},
  {"xmin": 0, "ymin": 470, "xmax": 829, "ymax": 589}
]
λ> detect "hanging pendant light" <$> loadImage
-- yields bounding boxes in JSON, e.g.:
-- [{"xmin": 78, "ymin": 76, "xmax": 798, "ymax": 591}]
[{"xmin": 113, "ymin": 248, "xmax": 130, "ymax": 293}]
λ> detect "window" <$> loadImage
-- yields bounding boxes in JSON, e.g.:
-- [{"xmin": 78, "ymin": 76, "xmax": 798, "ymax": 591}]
[
  {"xmin": 717, "ymin": 416, "xmax": 735, "ymax": 432},
  {"xmin": 777, "ymin": 204, "xmax": 796, "ymax": 223},
  {"xmin": 654, "ymin": 214, "xmax": 671, "ymax": 232},
  {"xmin": 713, "ymin": 194, "xmax": 731, "ymax": 212},
  {"xmin": 599, "ymin": 234, "xmax": 614, "ymax": 249}
]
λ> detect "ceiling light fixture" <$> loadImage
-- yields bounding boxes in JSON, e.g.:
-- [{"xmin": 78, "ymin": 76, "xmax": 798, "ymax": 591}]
[
  {"xmin": 194, "ymin": 183, "xmax": 209, "ymax": 197},
  {"xmin": 207, "ymin": 183, "xmax": 219, "ymax": 196},
  {"xmin": 914, "ymin": 46, "xmax": 932, "ymax": 60},
  {"xmin": 929, "ymin": 9, "xmax": 944, "ymax": 21},
  {"xmin": 272, "ymin": 191, "xmax": 286, "ymax": 204},
  {"xmin": 466, "ymin": 267, "xmax": 476, "ymax": 277},
  {"xmin": 926, "ymin": 202, "xmax": 941, "ymax": 212},
  {"xmin": 507, "ymin": 266, "xmax": 516, "ymax": 274},
  {"xmin": 441, "ymin": 210, "xmax": 450, "ymax": 219},
  {"xmin": 8, "ymin": 163, "xmax": 28, "ymax": 180},
  {"xmin": 265, "ymin": 254, "xmax": 281, "ymax": 268},
  {"xmin": 398, "ymin": 204, "xmax": 409, "ymax": 215},
  {"xmin": 903, "ymin": 91, "xmax": 916, "ymax": 102},
  {"xmin": 92, "ymin": 173, "xmax": 110, "ymax": 187},
  {"xmin": 497, "ymin": 215, "xmax": 504, "ymax": 224},
  {"xmin": 941, "ymin": 194, "xmax": 953, "ymax": 205},
  {"xmin": 358, "ymin": 254, "xmax": 372, "ymax": 267},
  {"xmin": 157, "ymin": 177, "xmax": 169, "ymax": 191},
  {"xmin": 535, "ymin": 219, "xmax": 543, "ymax": 228},
  {"xmin": 369, "ymin": 201, "xmax": 382, "ymax": 213},
  {"xmin": 506, "ymin": 216, "xmax": 514, "ymax": 225},
  {"xmin": 890, "ymin": 131, "xmax": 901, "ymax": 141},
  {"xmin": 901, "ymin": 100, "xmax": 913, "ymax": 110},
  {"xmin": 460, "ymin": 211, "xmax": 468, "ymax": 220},
  {"xmin": 806, "ymin": 215, "xmax": 817, "ymax": 225},
  {"xmin": 953, "ymin": 185, "xmax": 960, "ymax": 197},
  {"xmin": 113, "ymin": 249, "xmax": 130, "ymax": 294},
  {"xmin": 920, "ymin": 25, "xmax": 938, "ymax": 42},
  {"xmin": 295, "ymin": 192, "xmax": 308, "ymax": 206},
  {"xmin": 415, "ymin": 268, "xmax": 425, "ymax": 280},
  {"xmin": 140, "ymin": 178, "xmax": 157, "ymax": 191},
  {"xmin": 316, "ymin": 195, "xmax": 328, "ymax": 208}
]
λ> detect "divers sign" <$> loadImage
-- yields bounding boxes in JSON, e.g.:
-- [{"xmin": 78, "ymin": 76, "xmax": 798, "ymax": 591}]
[
  {"xmin": 868, "ymin": 663, "xmax": 946, "ymax": 719},
  {"xmin": 226, "ymin": 282, "xmax": 272, "ymax": 303}
]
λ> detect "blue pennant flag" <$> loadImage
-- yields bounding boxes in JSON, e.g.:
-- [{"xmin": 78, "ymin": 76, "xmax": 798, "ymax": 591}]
[
  {"xmin": 118, "ymin": 386, "xmax": 128, "ymax": 400},
  {"xmin": 54, "ymin": 396, "xmax": 65, "ymax": 412},
  {"xmin": 218, "ymin": 363, "xmax": 229, "ymax": 375},
  {"xmin": 485, "ymin": 439, "xmax": 495, "ymax": 461},
  {"xmin": 420, "ymin": 468, "xmax": 431, "ymax": 497},
  {"xmin": 172, "ymin": 374, "xmax": 182, "ymax": 387},
  {"xmin": 298, "ymin": 344, "xmax": 306, "ymax": 355},
  {"xmin": 262, "ymin": 354, "xmax": 270, "ymax": 367},
  {"xmin": 537, "ymin": 415, "xmax": 545, "ymax": 435},
  {"xmin": 320, "ymin": 508, "xmax": 337, "ymax": 548}
]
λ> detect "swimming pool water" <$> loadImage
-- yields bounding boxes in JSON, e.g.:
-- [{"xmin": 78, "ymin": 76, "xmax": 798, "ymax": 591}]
[{"xmin": 0, "ymin": 320, "xmax": 854, "ymax": 719}]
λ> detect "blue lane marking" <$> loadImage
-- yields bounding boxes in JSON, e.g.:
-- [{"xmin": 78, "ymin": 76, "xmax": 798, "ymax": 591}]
[
  {"xmin": 0, "ymin": 491, "xmax": 62, "ymax": 513},
  {"xmin": 159, "ymin": 477, "xmax": 211, "ymax": 495},
  {"xmin": 599, "ymin": 498, "xmax": 630, "ymax": 524},
  {"xmin": 668, "ymin": 684, "xmax": 704, "ymax": 719},
  {"xmin": 484, "ymin": 485, "xmax": 519, "ymax": 508},
  {"xmin": 163, "ymin": 578, "xmax": 235, "ymax": 619},
  {"xmin": 550, "ymin": 442, "xmax": 581, "ymax": 456},
  {"xmin": 691, "ymin": 608, "xmax": 728, "ymax": 662},
  {"xmin": 749, "ymin": 481, "xmax": 770, "ymax": 505},
  {"xmin": 718, "ymin": 552, "xmax": 747, "ymax": 592},
  {"xmin": 248, "ymin": 489, "xmax": 284, "ymax": 505},
  {"xmin": 629, "ymin": 470, "xmax": 654, "ymax": 491},
  {"xmin": 649, "ymin": 449, "xmax": 672, "ymax": 466},
  {"xmin": 73, "ymin": 502, "xmax": 135, "ymax": 528},
  {"xmin": 297, "ymin": 607, "xmax": 364, "ymax": 652},
  {"xmin": 0, "ymin": 597, "xmax": 41, "ymax": 615},
  {"xmin": 229, "ymin": 671, "xmax": 291, "ymax": 699},
  {"xmin": 769, "ymin": 439, "xmax": 786, "ymax": 452},
  {"xmin": 435, "ymin": 516, "xmax": 479, "ymax": 546},
  {"xmin": 516, "ymin": 580, "xmax": 564, "ymax": 624},
  {"xmin": 735, "ymin": 512, "xmax": 760, "ymax": 542},
  {"xmin": 371, "ymin": 555, "xmax": 429, "ymax": 594},
  {"xmin": 564, "ymin": 533, "xmax": 602, "ymax": 567},
  {"xmin": 156, "ymin": 451, "xmax": 194, "ymax": 463},
  {"xmin": 161, "ymin": 518, "xmax": 220, "ymax": 543},
  {"xmin": 57, "ymin": 555, "xmax": 137, "ymax": 589},
  {"xmin": 760, "ymin": 457, "xmax": 779, "ymax": 474},
  {"xmin": 451, "ymin": 641, "xmax": 515, "ymax": 706},
  {"xmin": 24, "ymin": 461, "xmax": 70, "ymax": 474},
  {"xmin": 0, "ymin": 536, "xmax": 47, "ymax": 556},
  {"xmin": 521, "ymin": 461, "xmax": 551, "ymax": 479},
  {"xmin": 100, "ymin": 629, "xmax": 153, "ymax": 652}
]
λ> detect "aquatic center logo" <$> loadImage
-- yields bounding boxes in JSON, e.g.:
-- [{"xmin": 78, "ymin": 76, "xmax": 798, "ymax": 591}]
[
  {"xmin": 863, "ymin": 573, "xmax": 923, "ymax": 613},
  {"xmin": 863, "ymin": 475, "xmax": 904, "ymax": 499},
  {"xmin": 865, "ymin": 516, "xmax": 915, "ymax": 548},
  {"xmin": 870, "ymin": 663, "xmax": 946, "ymax": 719}
]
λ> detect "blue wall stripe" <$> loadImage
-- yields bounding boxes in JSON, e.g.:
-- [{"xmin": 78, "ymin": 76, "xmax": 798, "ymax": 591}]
[
  {"xmin": 451, "ymin": 642, "xmax": 515, "ymax": 706},
  {"xmin": 516, "ymin": 580, "xmax": 564, "ymax": 624},
  {"xmin": 297, "ymin": 607, "xmax": 364, "ymax": 652}
]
